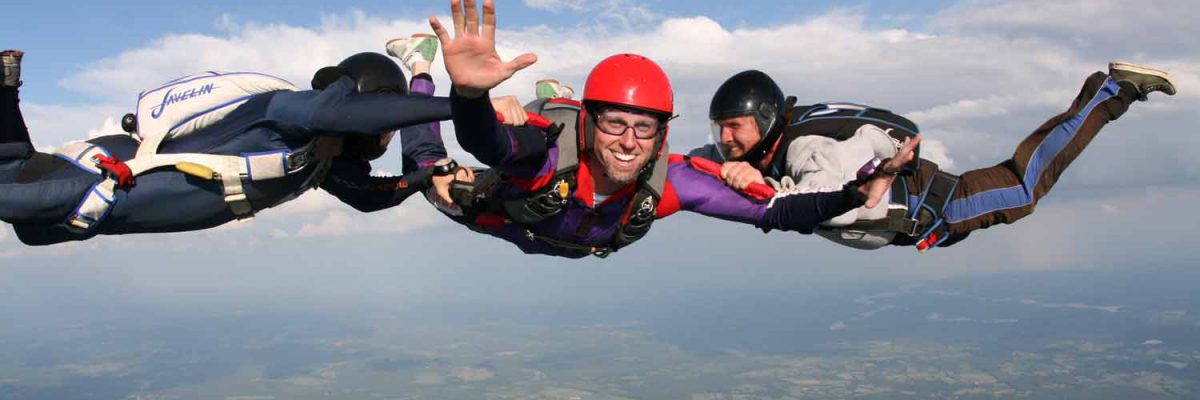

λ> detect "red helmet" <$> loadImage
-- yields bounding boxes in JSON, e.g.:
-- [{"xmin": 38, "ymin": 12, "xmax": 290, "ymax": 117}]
[
  {"xmin": 582, "ymin": 54, "xmax": 673, "ymax": 115},
  {"xmin": 579, "ymin": 54, "xmax": 674, "ymax": 157}
]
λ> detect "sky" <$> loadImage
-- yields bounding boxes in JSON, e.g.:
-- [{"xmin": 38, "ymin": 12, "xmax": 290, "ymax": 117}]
[{"xmin": 2, "ymin": 0, "xmax": 1199, "ymax": 306}]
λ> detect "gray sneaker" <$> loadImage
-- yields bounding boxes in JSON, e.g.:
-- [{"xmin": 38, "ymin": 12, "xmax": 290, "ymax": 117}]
[
  {"xmin": 1109, "ymin": 61, "xmax": 1176, "ymax": 100},
  {"xmin": 1, "ymin": 50, "xmax": 22, "ymax": 88}
]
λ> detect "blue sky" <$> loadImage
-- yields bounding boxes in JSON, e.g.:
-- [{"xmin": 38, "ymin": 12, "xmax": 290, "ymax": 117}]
[{"xmin": 2, "ymin": 0, "xmax": 1199, "ymax": 294}]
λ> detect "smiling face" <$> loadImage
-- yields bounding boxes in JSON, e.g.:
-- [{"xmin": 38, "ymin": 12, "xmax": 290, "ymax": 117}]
[
  {"xmin": 712, "ymin": 115, "xmax": 762, "ymax": 160},
  {"xmin": 589, "ymin": 108, "xmax": 662, "ymax": 190}
]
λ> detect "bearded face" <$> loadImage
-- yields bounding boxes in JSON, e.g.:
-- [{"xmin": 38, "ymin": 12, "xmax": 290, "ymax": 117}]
[{"xmin": 589, "ymin": 109, "xmax": 661, "ymax": 186}]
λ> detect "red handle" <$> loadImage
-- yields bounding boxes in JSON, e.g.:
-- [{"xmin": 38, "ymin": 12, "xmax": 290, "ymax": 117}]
[
  {"xmin": 92, "ymin": 154, "xmax": 136, "ymax": 189},
  {"xmin": 686, "ymin": 156, "xmax": 776, "ymax": 201},
  {"xmin": 743, "ymin": 182, "xmax": 776, "ymax": 201},
  {"xmin": 495, "ymin": 111, "xmax": 552, "ymax": 129}
]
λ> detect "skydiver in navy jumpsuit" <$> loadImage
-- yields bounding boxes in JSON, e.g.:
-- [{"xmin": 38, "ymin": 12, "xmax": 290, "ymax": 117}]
[{"xmin": 0, "ymin": 50, "xmax": 452, "ymax": 245}]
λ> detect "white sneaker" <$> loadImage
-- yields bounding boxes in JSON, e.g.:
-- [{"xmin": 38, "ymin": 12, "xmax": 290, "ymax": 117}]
[
  {"xmin": 1, "ymin": 50, "xmax": 22, "ymax": 88},
  {"xmin": 536, "ymin": 79, "xmax": 574, "ymax": 100},
  {"xmin": 556, "ymin": 84, "xmax": 575, "ymax": 100},
  {"xmin": 385, "ymin": 34, "xmax": 438, "ymax": 73}
]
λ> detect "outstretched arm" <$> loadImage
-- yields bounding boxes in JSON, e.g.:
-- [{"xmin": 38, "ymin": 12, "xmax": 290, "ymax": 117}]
[
  {"xmin": 668, "ymin": 158, "xmax": 864, "ymax": 233},
  {"xmin": 320, "ymin": 158, "xmax": 439, "ymax": 212},
  {"xmin": 265, "ymin": 78, "xmax": 452, "ymax": 136}
]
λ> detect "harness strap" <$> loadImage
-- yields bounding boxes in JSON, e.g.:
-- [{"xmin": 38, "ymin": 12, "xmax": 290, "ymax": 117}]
[
  {"xmin": 522, "ymin": 229, "xmax": 614, "ymax": 258},
  {"xmin": 65, "ymin": 178, "xmax": 117, "ymax": 233},
  {"xmin": 911, "ymin": 170, "xmax": 960, "ymax": 251},
  {"xmin": 610, "ymin": 144, "xmax": 670, "ymax": 251}
]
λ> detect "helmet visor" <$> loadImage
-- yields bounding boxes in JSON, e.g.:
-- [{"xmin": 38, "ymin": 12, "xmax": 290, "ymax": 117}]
[{"xmin": 709, "ymin": 120, "xmax": 729, "ymax": 162}]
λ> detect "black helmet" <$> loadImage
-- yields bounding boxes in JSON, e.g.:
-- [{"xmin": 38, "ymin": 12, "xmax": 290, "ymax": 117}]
[
  {"xmin": 708, "ymin": 70, "xmax": 792, "ymax": 164},
  {"xmin": 311, "ymin": 52, "xmax": 408, "ymax": 94},
  {"xmin": 310, "ymin": 52, "xmax": 408, "ymax": 161}
]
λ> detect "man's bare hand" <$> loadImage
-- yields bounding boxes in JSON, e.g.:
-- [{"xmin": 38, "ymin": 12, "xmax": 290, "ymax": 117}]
[
  {"xmin": 491, "ymin": 95, "xmax": 528, "ymax": 126},
  {"xmin": 429, "ymin": 0, "xmax": 537, "ymax": 98},
  {"xmin": 428, "ymin": 167, "xmax": 476, "ymax": 213},
  {"xmin": 859, "ymin": 135, "xmax": 921, "ymax": 208},
  {"xmin": 720, "ymin": 161, "xmax": 766, "ymax": 190}
]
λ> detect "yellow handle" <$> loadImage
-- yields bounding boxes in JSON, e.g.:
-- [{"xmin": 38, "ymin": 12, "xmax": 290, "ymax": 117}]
[
  {"xmin": 176, "ymin": 162, "xmax": 217, "ymax": 180},
  {"xmin": 555, "ymin": 179, "xmax": 570, "ymax": 199}
]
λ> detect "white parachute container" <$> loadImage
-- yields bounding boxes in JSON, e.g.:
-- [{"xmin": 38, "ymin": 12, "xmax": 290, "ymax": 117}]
[{"xmin": 132, "ymin": 71, "xmax": 297, "ymax": 156}]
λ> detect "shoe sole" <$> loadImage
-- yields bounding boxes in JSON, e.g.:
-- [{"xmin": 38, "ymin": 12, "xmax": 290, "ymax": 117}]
[
  {"xmin": 1110, "ymin": 61, "xmax": 1178, "ymax": 94},
  {"xmin": 384, "ymin": 38, "xmax": 409, "ymax": 58},
  {"xmin": 1, "ymin": 50, "xmax": 20, "ymax": 87},
  {"xmin": 385, "ymin": 35, "xmax": 437, "ymax": 58}
]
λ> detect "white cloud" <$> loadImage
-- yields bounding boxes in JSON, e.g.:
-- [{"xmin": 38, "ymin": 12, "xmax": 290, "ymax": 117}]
[
  {"xmin": 295, "ymin": 201, "xmax": 442, "ymax": 238},
  {"xmin": 520, "ymin": 0, "xmax": 658, "ymax": 27},
  {"xmin": 271, "ymin": 190, "xmax": 346, "ymax": 216},
  {"xmin": 296, "ymin": 211, "xmax": 357, "ymax": 237},
  {"xmin": 86, "ymin": 116, "xmax": 126, "ymax": 139},
  {"xmin": 829, "ymin": 321, "xmax": 848, "ymax": 331},
  {"xmin": 523, "ymin": 0, "xmax": 587, "ymax": 12},
  {"xmin": 21, "ymin": 102, "xmax": 129, "ymax": 148},
  {"xmin": 59, "ymin": 11, "xmax": 436, "ymax": 100},
  {"xmin": 905, "ymin": 92, "xmax": 1071, "ymax": 126},
  {"xmin": 933, "ymin": 0, "xmax": 1200, "ymax": 56}
]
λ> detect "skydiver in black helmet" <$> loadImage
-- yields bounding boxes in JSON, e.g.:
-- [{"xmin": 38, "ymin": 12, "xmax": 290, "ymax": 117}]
[
  {"xmin": 0, "ymin": 43, "xmax": 471, "ymax": 246},
  {"xmin": 692, "ymin": 64, "xmax": 1176, "ymax": 251}
]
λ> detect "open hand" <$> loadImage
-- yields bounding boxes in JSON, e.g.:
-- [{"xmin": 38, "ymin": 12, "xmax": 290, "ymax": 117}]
[{"xmin": 429, "ymin": 0, "xmax": 537, "ymax": 98}]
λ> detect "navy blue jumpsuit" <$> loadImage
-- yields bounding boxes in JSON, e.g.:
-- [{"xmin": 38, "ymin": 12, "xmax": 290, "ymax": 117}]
[{"xmin": 0, "ymin": 76, "xmax": 450, "ymax": 245}]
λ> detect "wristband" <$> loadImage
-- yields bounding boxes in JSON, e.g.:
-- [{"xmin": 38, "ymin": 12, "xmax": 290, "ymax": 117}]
[
  {"xmin": 877, "ymin": 158, "xmax": 902, "ymax": 176},
  {"xmin": 431, "ymin": 158, "xmax": 458, "ymax": 176}
]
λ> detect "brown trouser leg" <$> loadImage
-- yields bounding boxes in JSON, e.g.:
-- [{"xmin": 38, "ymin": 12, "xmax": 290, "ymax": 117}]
[{"xmin": 900, "ymin": 72, "xmax": 1138, "ymax": 247}]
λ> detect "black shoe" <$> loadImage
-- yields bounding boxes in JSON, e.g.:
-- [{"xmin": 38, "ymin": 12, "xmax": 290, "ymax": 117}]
[
  {"xmin": 1, "ymin": 50, "xmax": 22, "ymax": 88},
  {"xmin": 1109, "ymin": 61, "xmax": 1176, "ymax": 101}
]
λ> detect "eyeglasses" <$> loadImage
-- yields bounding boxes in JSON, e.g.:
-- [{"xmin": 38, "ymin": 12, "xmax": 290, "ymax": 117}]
[{"xmin": 596, "ymin": 114, "xmax": 660, "ymax": 139}]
